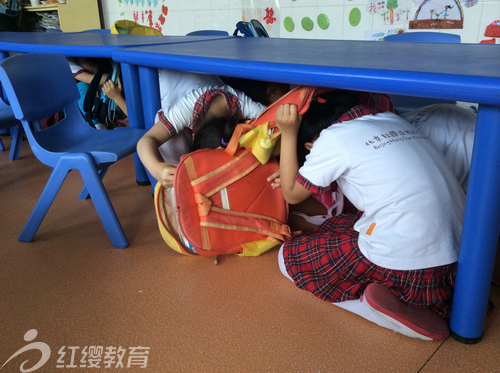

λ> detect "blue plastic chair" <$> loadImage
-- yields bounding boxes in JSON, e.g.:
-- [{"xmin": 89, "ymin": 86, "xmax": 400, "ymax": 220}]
[
  {"xmin": 0, "ymin": 96, "xmax": 23, "ymax": 160},
  {"xmin": 80, "ymin": 29, "xmax": 111, "ymax": 34},
  {"xmin": 383, "ymin": 31, "xmax": 461, "ymax": 44},
  {"xmin": 186, "ymin": 30, "xmax": 229, "ymax": 36},
  {"xmin": 0, "ymin": 53, "xmax": 146, "ymax": 249},
  {"xmin": 383, "ymin": 32, "xmax": 460, "ymax": 113}
]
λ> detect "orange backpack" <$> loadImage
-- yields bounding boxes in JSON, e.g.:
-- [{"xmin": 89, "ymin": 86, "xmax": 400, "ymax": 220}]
[
  {"xmin": 154, "ymin": 86, "xmax": 328, "ymax": 257},
  {"xmin": 155, "ymin": 147, "xmax": 290, "ymax": 257}
]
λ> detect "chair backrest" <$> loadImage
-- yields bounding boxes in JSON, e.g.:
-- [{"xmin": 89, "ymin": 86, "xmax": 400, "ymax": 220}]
[
  {"xmin": 81, "ymin": 29, "xmax": 111, "ymax": 34},
  {"xmin": 186, "ymin": 30, "xmax": 229, "ymax": 36},
  {"xmin": 383, "ymin": 32, "xmax": 461, "ymax": 44},
  {"xmin": 0, "ymin": 97, "xmax": 18, "ymax": 129},
  {"xmin": 0, "ymin": 81, "xmax": 16, "ymax": 126},
  {"xmin": 382, "ymin": 32, "xmax": 459, "ymax": 113},
  {"xmin": 0, "ymin": 53, "xmax": 80, "ymax": 122},
  {"xmin": 0, "ymin": 53, "xmax": 93, "ymax": 166}
]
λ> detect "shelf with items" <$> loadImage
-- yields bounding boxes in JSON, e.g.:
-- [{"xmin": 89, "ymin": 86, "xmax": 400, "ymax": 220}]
[
  {"xmin": 21, "ymin": 0, "xmax": 100, "ymax": 32},
  {"xmin": 23, "ymin": 5, "xmax": 59, "ymax": 12}
]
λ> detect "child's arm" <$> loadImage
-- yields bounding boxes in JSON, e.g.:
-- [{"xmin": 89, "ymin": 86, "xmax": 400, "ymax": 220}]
[
  {"xmin": 73, "ymin": 71, "xmax": 108, "ymax": 85},
  {"xmin": 102, "ymin": 79, "xmax": 127, "ymax": 116},
  {"xmin": 275, "ymin": 103, "xmax": 312, "ymax": 205},
  {"xmin": 137, "ymin": 121, "xmax": 178, "ymax": 188}
]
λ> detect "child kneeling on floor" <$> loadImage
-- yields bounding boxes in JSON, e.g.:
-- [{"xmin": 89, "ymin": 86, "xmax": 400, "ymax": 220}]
[{"xmin": 272, "ymin": 90, "xmax": 466, "ymax": 341}]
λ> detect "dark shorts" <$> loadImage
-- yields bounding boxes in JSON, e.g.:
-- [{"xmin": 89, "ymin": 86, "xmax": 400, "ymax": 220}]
[{"xmin": 282, "ymin": 213, "xmax": 457, "ymax": 319}]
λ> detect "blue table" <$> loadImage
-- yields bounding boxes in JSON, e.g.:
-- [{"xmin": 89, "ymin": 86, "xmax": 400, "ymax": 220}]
[
  {"xmin": 0, "ymin": 31, "xmax": 233, "ymax": 183},
  {"xmin": 113, "ymin": 37, "xmax": 500, "ymax": 343}
]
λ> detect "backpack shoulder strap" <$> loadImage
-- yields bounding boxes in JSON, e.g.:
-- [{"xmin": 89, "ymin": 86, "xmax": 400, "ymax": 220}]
[
  {"xmin": 189, "ymin": 149, "xmax": 260, "ymax": 199},
  {"xmin": 225, "ymin": 86, "xmax": 332, "ymax": 162},
  {"xmin": 82, "ymin": 61, "xmax": 108, "ymax": 126},
  {"xmin": 250, "ymin": 19, "xmax": 269, "ymax": 37},
  {"xmin": 184, "ymin": 149, "xmax": 291, "ymax": 245}
]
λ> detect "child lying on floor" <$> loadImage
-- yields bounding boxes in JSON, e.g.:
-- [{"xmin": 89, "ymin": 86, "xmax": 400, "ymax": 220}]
[{"xmin": 271, "ymin": 90, "xmax": 466, "ymax": 341}]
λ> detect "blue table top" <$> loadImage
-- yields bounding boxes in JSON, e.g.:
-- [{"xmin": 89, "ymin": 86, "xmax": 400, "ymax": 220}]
[
  {"xmin": 0, "ymin": 31, "xmax": 233, "ymax": 58},
  {"xmin": 112, "ymin": 37, "xmax": 500, "ymax": 105}
]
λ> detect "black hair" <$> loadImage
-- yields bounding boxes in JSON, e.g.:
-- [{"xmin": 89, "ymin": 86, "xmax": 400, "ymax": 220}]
[
  {"xmin": 192, "ymin": 116, "xmax": 239, "ymax": 151},
  {"xmin": 297, "ymin": 89, "xmax": 361, "ymax": 165},
  {"xmin": 226, "ymin": 77, "xmax": 289, "ymax": 106},
  {"xmin": 226, "ymin": 77, "xmax": 270, "ymax": 105}
]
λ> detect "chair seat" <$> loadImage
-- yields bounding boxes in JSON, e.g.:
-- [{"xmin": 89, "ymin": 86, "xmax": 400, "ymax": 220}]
[{"xmin": 35, "ymin": 126, "xmax": 144, "ymax": 165}]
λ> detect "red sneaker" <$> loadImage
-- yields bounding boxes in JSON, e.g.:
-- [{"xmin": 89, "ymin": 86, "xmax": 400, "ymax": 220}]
[{"xmin": 361, "ymin": 283, "xmax": 450, "ymax": 341}]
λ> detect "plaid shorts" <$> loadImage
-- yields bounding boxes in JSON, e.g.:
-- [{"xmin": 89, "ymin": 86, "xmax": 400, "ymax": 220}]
[{"xmin": 282, "ymin": 213, "xmax": 457, "ymax": 319}]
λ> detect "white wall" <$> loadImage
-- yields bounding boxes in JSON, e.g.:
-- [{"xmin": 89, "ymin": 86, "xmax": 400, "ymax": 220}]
[{"xmin": 100, "ymin": 0, "xmax": 500, "ymax": 44}]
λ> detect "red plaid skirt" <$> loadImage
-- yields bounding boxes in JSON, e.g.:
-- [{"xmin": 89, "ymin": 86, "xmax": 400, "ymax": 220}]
[{"xmin": 282, "ymin": 213, "xmax": 457, "ymax": 319}]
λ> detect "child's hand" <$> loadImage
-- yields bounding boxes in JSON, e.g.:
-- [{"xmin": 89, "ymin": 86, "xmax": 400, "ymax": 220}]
[
  {"xmin": 275, "ymin": 103, "xmax": 301, "ymax": 134},
  {"xmin": 267, "ymin": 169, "xmax": 281, "ymax": 189},
  {"xmin": 158, "ymin": 163, "xmax": 178, "ymax": 188},
  {"xmin": 102, "ymin": 79, "xmax": 123, "ymax": 101}
]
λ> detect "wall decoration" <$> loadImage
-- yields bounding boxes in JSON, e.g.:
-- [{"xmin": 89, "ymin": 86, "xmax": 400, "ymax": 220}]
[
  {"xmin": 366, "ymin": 0, "xmax": 412, "ymax": 25},
  {"xmin": 462, "ymin": 0, "xmax": 478, "ymax": 7},
  {"xmin": 115, "ymin": 0, "xmax": 167, "ymax": 33},
  {"xmin": 102, "ymin": 0, "xmax": 492, "ymax": 43},
  {"xmin": 366, "ymin": 27, "xmax": 406, "ymax": 40},
  {"xmin": 480, "ymin": 20, "xmax": 500, "ymax": 44},
  {"xmin": 282, "ymin": 11, "xmax": 329, "ymax": 33},
  {"xmin": 242, "ymin": 0, "xmax": 280, "ymax": 37},
  {"xmin": 284, "ymin": 16, "xmax": 294, "ymax": 32},
  {"xmin": 317, "ymin": 13, "xmax": 330, "ymax": 30},
  {"xmin": 301, "ymin": 16, "xmax": 313, "ymax": 31},
  {"xmin": 409, "ymin": 0, "xmax": 464, "ymax": 29},
  {"xmin": 349, "ymin": 7, "xmax": 362, "ymax": 27}
]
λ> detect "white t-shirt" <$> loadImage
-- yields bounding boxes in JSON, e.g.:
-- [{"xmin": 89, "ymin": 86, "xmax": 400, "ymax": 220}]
[
  {"xmin": 158, "ymin": 69, "xmax": 224, "ymax": 108},
  {"xmin": 67, "ymin": 58, "xmax": 84, "ymax": 75},
  {"xmin": 299, "ymin": 112, "xmax": 465, "ymax": 271},
  {"xmin": 157, "ymin": 85, "xmax": 265, "ymax": 162},
  {"xmin": 401, "ymin": 104, "xmax": 476, "ymax": 192}
]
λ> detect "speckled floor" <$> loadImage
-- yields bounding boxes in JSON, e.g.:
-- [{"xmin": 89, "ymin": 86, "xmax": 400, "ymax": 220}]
[{"xmin": 1, "ymin": 136, "xmax": 499, "ymax": 373}]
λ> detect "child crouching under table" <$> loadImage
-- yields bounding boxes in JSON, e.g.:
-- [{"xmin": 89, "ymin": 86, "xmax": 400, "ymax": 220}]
[{"xmin": 269, "ymin": 90, "xmax": 469, "ymax": 341}]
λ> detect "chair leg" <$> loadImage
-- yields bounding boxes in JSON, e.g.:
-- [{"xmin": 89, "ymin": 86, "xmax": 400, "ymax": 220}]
[
  {"xmin": 78, "ymin": 164, "xmax": 110, "ymax": 200},
  {"xmin": 19, "ymin": 161, "xmax": 70, "ymax": 243},
  {"xmin": 78, "ymin": 163, "xmax": 128, "ymax": 249},
  {"xmin": 19, "ymin": 156, "xmax": 128, "ymax": 249},
  {"xmin": 0, "ymin": 137, "xmax": 4, "ymax": 152},
  {"xmin": 9, "ymin": 125, "xmax": 22, "ymax": 161}
]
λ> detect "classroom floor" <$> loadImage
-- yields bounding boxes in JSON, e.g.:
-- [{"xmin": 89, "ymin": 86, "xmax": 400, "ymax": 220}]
[{"xmin": 1, "ymin": 135, "xmax": 499, "ymax": 373}]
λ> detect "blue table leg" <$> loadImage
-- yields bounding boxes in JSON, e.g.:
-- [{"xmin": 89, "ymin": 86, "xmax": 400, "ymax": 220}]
[
  {"xmin": 138, "ymin": 66, "xmax": 161, "ymax": 131},
  {"xmin": 120, "ymin": 62, "xmax": 149, "ymax": 185},
  {"xmin": 139, "ymin": 66, "xmax": 161, "ymax": 191},
  {"xmin": 450, "ymin": 104, "xmax": 500, "ymax": 343}
]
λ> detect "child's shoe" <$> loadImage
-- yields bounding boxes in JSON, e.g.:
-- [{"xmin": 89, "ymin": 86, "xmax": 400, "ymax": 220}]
[{"xmin": 361, "ymin": 283, "xmax": 449, "ymax": 341}]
